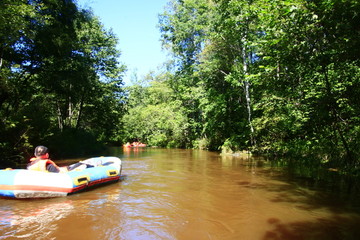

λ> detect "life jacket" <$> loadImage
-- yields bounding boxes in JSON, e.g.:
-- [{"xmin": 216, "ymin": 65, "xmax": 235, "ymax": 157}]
[{"xmin": 27, "ymin": 158, "xmax": 64, "ymax": 172}]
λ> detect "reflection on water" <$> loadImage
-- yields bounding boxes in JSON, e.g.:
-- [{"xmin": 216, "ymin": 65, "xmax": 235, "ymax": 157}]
[
  {"xmin": 0, "ymin": 199, "xmax": 74, "ymax": 240},
  {"xmin": 1, "ymin": 148, "xmax": 360, "ymax": 240}
]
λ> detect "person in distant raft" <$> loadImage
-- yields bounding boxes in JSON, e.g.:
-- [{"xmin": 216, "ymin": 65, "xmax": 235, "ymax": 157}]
[{"xmin": 27, "ymin": 145, "xmax": 67, "ymax": 173}]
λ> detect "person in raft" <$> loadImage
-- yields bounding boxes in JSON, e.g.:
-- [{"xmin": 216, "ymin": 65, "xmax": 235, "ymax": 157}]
[{"xmin": 27, "ymin": 145, "xmax": 89, "ymax": 173}]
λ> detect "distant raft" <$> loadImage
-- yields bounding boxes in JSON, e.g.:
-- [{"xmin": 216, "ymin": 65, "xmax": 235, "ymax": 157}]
[{"xmin": 0, "ymin": 156, "xmax": 122, "ymax": 199}]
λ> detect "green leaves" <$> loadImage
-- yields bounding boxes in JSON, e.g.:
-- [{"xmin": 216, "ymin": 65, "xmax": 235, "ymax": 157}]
[
  {"xmin": 158, "ymin": 0, "xmax": 360, "ymax": 168},
  {"xmin": 0, "ymin": 0, "xmax": 126, "ymax": 164},
  {"xmin": 122, "ymin": 77, "xmax": 188, "ymax": 148}
]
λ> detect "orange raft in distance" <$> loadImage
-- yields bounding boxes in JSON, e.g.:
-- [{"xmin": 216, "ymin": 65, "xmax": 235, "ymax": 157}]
[{"xmin": 123, "ymin": 142, "xmax": 147, "ymax": 148}]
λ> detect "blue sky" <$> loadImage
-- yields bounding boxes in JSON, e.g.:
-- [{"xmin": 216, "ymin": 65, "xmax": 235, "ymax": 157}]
[{"xmin": 76, "ymin": 0, "xmax": 170, "ymax": 85}]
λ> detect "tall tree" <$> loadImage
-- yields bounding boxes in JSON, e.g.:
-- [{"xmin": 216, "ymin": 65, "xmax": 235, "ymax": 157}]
[
  {"xmin": 159, "ymin": 0, "xmax": 360, "ymax": 169},
  {"xmin": 0, "ymin": 0, "xmax": 126, "ymax": 165}
]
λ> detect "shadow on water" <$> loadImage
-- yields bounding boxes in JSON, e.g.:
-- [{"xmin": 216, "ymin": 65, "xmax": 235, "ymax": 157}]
[
  {"xmin": 105, "ymin": 148, "xmax": 360, "ymax": 240},
  {"xmin": 3, "ymin": 148, "xmax": 360, "ymax": 240},
  {"xmin": 263, "ymin": 215, "xmax": 360, "ymax": 240},
  {"xmin": 235, "ymin": 155, "xmax": 360, "ymax": 240},
  {"xmin": 246, "ymin": 177, "xmax": 360, "ymax": 239}
]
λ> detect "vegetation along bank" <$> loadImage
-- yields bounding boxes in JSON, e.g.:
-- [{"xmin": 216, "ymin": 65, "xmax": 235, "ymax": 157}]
[{"xmin": 1, "ymin": 0, "xmax": 359, "ymax": 178}]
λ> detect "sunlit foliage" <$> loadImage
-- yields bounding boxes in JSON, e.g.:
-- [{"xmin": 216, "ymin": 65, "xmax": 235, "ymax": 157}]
[
  {"xmin": 0, "ymin": 0, "xmax": 126, "ymax": 166},
  {"xmin": 159, "ymin": 0, "xmax": 360, "ymax": 170}
]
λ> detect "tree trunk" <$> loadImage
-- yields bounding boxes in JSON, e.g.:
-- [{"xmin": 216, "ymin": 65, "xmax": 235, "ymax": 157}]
[
  {"xmin": 75, "ymin": 89, "xmax": 86, "ymax": 130},
  {"xmin": 322, "ymin": 65, "xmax": 353, "ymax": 164},
  {"xmin": 57, "ymin": 101, "xmax": 63, "ymax": 131},
  {"xmin": 0, "ymin": 47, "xmax": 3, "ymax": 69},
  {"xmin": 242, "ymin": 36, "xmax": 255, "ymax": 146},
  {"xmin": 67, "ymin": 83, "xmax": 73, "ymax": 128}
]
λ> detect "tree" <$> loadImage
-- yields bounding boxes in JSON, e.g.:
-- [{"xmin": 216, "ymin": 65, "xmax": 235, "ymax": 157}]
[
  {"xmin": 0, "ymin": 0, "xmax": 126, "ymax": 166},
  {"xmin": 159, "ymin": 0, "xmax": 360, "ymax": 170},
  {"xmin": 122, "ymin": 73, "xmax": 189, "ymax": 148},
  {"xmin": 253, "ymin": 0, "xmax": 360, "ymax": 167}
]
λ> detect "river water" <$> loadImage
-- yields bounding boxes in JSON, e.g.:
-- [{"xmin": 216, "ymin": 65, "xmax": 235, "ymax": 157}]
[{"xmin": 1, "ymin": 148, "xmax": 360, "ymax": 240}]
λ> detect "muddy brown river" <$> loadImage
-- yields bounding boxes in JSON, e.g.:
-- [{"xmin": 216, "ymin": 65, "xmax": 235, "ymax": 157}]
[{"xmin": 1, "ymin": 148, "xmax": 360, "ymax": 240}]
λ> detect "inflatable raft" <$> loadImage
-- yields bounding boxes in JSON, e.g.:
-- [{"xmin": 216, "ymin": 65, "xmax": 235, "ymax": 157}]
[{"xmin": 0, "ymin": 156, "xmax": 122, "ymax": 199}]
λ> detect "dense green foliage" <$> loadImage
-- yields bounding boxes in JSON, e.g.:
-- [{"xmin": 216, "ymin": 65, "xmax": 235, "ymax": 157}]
[
  {"xmin": 122, "ymin": 72, "xmax": 189, "ymax": 148},
  {"xmin": 1, "ymin": 0, "xmax": 359, "ymax": 173},
  {"xmin": 150, "ymin": 0, "xmax": 360, "ymax": 170},
  {"xmin": 0, "ymin": 0, "xmax": 125, "ymax": 167}
]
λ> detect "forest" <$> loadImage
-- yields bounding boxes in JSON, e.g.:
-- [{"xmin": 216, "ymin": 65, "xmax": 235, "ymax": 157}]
[
  {"xmin": 0, "ymin": 0, "xmax": 126, "ymax": 166},
  {"xmin": 1, "ymin": 0, "xmax": 359, "ymax": 175}
]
